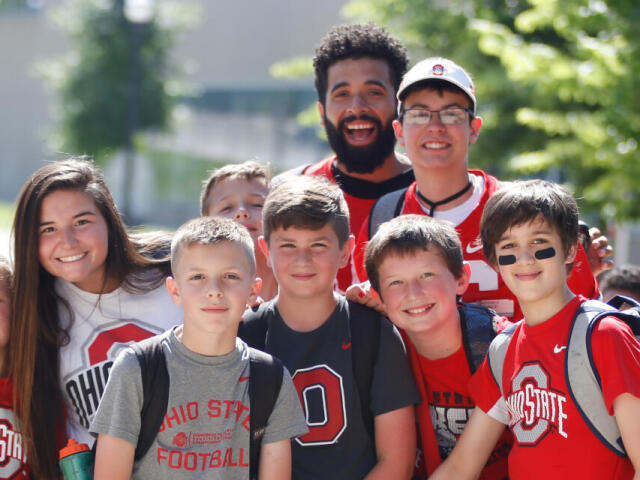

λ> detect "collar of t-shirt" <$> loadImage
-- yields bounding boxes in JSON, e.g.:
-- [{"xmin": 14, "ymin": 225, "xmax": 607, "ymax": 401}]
[{"xmin": 418, "ymin": 173, "xmax": 485, "ymax": 225}]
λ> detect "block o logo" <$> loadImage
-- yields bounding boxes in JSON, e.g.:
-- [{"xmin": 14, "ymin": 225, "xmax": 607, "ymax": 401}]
[{"xmin": 292, "ymin": 365, "xmax": 347, "ymax": 446}]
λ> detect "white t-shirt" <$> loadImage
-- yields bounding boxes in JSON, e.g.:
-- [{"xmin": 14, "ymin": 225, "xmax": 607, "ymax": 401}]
[{"xmin": 57, "ymin": 274, "xmax": 180, "ymax": 445}]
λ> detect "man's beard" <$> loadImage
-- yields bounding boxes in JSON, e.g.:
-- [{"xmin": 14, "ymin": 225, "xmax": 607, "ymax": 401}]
[{"xmin": 324, "ymin": 113, "xmax": 396, "ymax": 175}]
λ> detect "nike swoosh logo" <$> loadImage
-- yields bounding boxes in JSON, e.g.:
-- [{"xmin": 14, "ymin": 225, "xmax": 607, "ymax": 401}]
[
  {"xmin": 466, "ymin": 242, "xmax": 484, "ymax": 254},
  {"xmin": 239, "ymin": 376, "xmax": 249, "ymax": 382},
  {"xmin": 553, "ymin": 345, "xmax": 567, "ymax": 354},
  {"xmin": 342, "ymin": 342, "xmax": 352, "ymax": 350}
]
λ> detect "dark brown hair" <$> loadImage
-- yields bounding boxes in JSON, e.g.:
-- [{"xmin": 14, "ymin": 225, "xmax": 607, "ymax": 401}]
[
  {"xmin": 262, "ymin": 175, "xmax": 350, "ymax": 246},
  {"xmin": 200, "ymin": 160, "xmax": 271, "ymax": 216},
  {"xmin": 10, "ymin": 158, "xmax": 170, "ymax": 477},
  {"xmin": 365, "ymin": 215, "xmax": 464, "ymax": 295},
  {"xmin": 480, "ymin": 179, "xmax": 579, "ymax": 267}
]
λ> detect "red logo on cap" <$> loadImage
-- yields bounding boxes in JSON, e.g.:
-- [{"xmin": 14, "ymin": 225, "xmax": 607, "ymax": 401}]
[{"xmin": 432, "ymin": 64, "xmax": 444, "ymax": 76}]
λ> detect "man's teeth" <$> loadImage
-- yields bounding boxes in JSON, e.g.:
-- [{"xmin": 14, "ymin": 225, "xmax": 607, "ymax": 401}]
[
  {"xmin": 407, "ymin": 305, "xmax": 433, "ymax": 314},
  {"xmin": 347, "ymin": 124, "xmax": 372, "ymax": 130},
  {"xmin": 59, "ymin": 253, "xmax": 85, "ymax": 262}
]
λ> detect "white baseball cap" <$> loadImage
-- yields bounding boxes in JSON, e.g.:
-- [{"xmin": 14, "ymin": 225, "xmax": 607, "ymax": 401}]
[{"xmin": 397, "ymin": 57, "xmax": 476, "ymax": 114}]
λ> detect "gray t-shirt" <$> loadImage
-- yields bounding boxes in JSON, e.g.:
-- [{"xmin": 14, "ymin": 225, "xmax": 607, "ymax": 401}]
[{"xmin": 90, "ymin": 328, "xmax": 308, "ymax": 479}]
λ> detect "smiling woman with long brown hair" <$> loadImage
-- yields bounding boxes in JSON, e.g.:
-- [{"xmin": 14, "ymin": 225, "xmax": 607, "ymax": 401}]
[{"xmin": 10, "ymin": 158, "xmax": 179, "ymax": 477}]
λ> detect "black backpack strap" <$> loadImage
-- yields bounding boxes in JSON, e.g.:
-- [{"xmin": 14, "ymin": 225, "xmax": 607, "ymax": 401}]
[
  {"xmin": 458, "ymin": 302, "xmax": 500, "ymax": 373},
  {"xmin": 348, "ymin": 303, "xmax": 380, "ymax": 440},
  {"xmin": 248, "ymin": 348, "xmax": 284, "ymax": 480},
  {"xmin": 238, "ymin": 306, "xmax": 269, "ymax": 351},
  {"xmin": 130, "ymin": 335, "xmax": 169, "ymax": 462},
  {"xmin": 368, "ymin": 187, "xmax": 408, "ymax": 239}
]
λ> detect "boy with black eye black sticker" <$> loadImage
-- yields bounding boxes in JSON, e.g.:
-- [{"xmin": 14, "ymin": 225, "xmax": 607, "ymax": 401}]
[{"xmin": 429, "ymin": 179, "xmax": 640, "ymax": 480}]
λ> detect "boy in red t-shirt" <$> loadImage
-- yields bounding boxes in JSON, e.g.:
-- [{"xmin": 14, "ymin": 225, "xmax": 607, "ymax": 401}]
[
  {"xmin": 364, "ymin": 215, "xmax": 512, "ymax": 479},
  {"xmin": 431, "ymin": 180, "xmax": 640, "ymax": 479}
]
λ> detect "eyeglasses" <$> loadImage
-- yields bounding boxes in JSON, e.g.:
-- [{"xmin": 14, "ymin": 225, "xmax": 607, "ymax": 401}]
[{"xmin": 401, "ymin": 107, "xmax": 473, "ymax": 125}]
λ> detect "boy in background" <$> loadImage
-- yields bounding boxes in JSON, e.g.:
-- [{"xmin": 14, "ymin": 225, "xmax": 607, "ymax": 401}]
[
  {"xmin": 201, "ymin": 160, "xmax": 277, "ymax": 301},
  {"xmin": 92, "ymin": 217, "xmax": 307, "ymax": 479},
  {"xmin": 364, "ymin": 215, "xmax": 512, "ymax": 479},
  {"xmin": 432, "ymin": 180, "xmax": 640, "ymax": 479},
  {"xmin": 599, "ymin": 264, "xmax": 640, "ymax": 302},
  {"xmin": 240, "ymin": 176, "xmax": 419, "ymax": 479}
]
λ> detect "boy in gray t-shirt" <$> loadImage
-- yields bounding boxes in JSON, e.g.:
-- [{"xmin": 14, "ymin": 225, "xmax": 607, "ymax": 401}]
[{"xmin": 91, "ymin": 217, "xmax": 307, "ymax": 479}]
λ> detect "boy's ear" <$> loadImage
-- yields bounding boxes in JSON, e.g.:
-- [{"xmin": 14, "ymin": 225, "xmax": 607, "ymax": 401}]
[
  {"xmin": 456, "ymin": 262, "xmax": 472, "ymax": 296},
  {"xmin": 469, "ymin": 116, "xmax": 483, "ymax": 144},
  {"xmin": 565, "ymin": 241, "xmax": 578, "ymax": 265},
  {"xmin": 339, "ymin": 235, "xmax": 356, "ymax": 269},
  {"xmin": 246, "ymin": 276, "xmax": 263, "ymax": 308},
  {"xmin": 166, "ymin": 276, "xmax": 181, "ymax": 305},
  {"xmin": 392, "ymin": 119, "xmax": 405, "ymax": 147},
  {"xmin": 258, "ymin": 236, "xmax": 272, "ymax": 268}
]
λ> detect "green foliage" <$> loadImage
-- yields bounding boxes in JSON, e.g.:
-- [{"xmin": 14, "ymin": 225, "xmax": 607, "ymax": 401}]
[
  {"xmin": 38, "ymin": 0, "xmax": 196, "ymax": 160},
  {"xmin": 338, "ymin": 0, "xmax": 640, "ymax": 224}
]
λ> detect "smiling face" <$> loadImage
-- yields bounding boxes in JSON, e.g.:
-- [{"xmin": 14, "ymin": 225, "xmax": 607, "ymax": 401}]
[
  {"xmin": 205, "ymin": 177, "xmax": 269, "ymax": 244},
  {"xmin": 377, "ymin": 247, "xmax": 469, "ymax": 335},
  {"xmin": 494, "ymin": 216, "xmax": 576, "ymax": 314},
  {"xmin": 167, "ymin": 242, "xmax": 258, "ymax": 346},
  {"xmin": 318, "ymin": 57, "xmax": 397, "ymax": 174},
  {"xmin": 38, "ymin": 189, "xmax": 110, "ymax": 293},
  {"xmin": 260, "ymin": 224, "xmax": 352, "ymax": 302},
  {"xmin": 393, "ymin": 87, "xmax": 481, "ymax": 176}
]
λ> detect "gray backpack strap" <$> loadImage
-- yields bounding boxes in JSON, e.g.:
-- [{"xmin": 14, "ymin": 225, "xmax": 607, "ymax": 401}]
[
  {"xmin": 566, "ymin": 300, "xmax": 626, "ymax": 456},
  {"xmin": 487, "ymin": 322, "xmax": 520, "ymax": 398},
  {"xmin": 368, "ymin": 187, "xmax": 408, "ymax": 239}
]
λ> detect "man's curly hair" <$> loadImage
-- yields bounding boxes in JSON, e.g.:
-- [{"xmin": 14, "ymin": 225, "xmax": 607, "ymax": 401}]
[{"xmin": 313, "ymin": 23, "xmax": 408, "ymax": 105}]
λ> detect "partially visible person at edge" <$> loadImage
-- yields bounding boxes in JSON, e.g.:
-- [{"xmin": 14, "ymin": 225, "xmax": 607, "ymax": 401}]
[
  {"xmin": 0, "ymin": 256, "xmax": 30, "ymax": 478},
  {"xmin": 598, "ymin": 264, "xmax": 640, "ymax": 303},
  {"xmin": 201, "ymin": 160, "xmax": 277, "ymax": 301},
  {"xmin": 275, "ymin": 23, "xmax": 415, "ymax": 292},
  {"xmin": 10, "ymin": 158, "xmax": 180, "ymax": 477},
  {"xmin": 353, "ymin": 57, "xmax": 611, "ymax": 320}
]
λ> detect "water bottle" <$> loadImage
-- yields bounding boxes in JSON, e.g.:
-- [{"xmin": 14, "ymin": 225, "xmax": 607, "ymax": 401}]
[{"xmin": 59, "ymin": 438, "xmax": 94, "ymax": 480}]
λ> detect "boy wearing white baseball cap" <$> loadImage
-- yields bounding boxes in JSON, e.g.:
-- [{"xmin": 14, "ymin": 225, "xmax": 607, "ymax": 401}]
[{"xmin": 353, "ymin": 57, "xmax": 601, "ymax": 321}]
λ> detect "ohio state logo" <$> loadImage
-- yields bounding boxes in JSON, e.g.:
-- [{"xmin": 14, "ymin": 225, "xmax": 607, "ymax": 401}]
[
  {"xmin": 432, "ymin": 64, "xmax": 445, "ymax": 75},
  {"xmin": 0, "ymin": 409, "xmax": 27, "ymax": 479},
  {"xmin": 292, "ymin": 365, "xmax": 347, "ymax": 446},
  {"xmin": 505, "ymin": 362, "xmax": 568, "ymax": 445}
]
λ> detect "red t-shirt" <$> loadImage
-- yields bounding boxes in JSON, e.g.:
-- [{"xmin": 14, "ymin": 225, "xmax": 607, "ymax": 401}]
[
  {"xmin": 470, "ymin": 296, "xmax": 640, "ymax": 479},
  {"xmin": 354, "ymin": 170, "xmax": 599, "ymax": 320},
  {"xmin": 303, "ymin": 155, "xmax": 414, "ymax": 292},
  {"xmin": 403, "ymin": 308, "xmax": 512, "ymax": 479}
]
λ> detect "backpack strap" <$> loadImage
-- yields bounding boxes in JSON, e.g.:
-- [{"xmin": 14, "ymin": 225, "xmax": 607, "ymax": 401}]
[
  {"xmin": 566, "ymin": 299, "xmax": 640, "ymax": 457},
  {"xmin": 248, "ymin": 348, "xmax": 284, "ymax": 480},
  {"xmin": 238, "ymin": 307, "xmax": 269, "ymax": 351},
  {"xmin": 349, "ymin": 303, "xmax": 381, "ymax": 440},
  {"xmin": 487, "ymin": 321, "xmax": 521, "ymax": 398},
  {"xmin": 130, "ymin": 335, "xmax": 169, "ymax": 462},
  {"xmin": 459, "ymin": 302, "xmax": 499, "ymax": 373},
  {"xmin": 368, "ymin": 187, "xmax": 408, "ymax": 239}
]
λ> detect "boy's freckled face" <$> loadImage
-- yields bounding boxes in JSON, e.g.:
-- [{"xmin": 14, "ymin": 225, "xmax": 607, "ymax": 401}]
[
  {"xmin": 378, "ymin": 248, "xmax": 468, "ymax": 335},
  {"xmin": 261, "ymin": 225, "xmax": 351, "ymax": 300},
  {"xmin": 205, "ymin": 178, "xmax": 269, "ymax": 244},
  {"xmin": 167, "ymin": 242, "xmax": 257, "ymax": 336},
  {"xmin": 0, "ymin": 280, "xmax": 10, "ymax": 350},
  {"xmin": 494, "ymin": 216, "xmax": 575, "ymax": 307}
]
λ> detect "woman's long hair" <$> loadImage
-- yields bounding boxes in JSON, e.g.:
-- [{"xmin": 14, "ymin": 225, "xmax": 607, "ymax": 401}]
[{"xmin": 9, "ymin": 158, "xmax": 170, "ymax": 478}]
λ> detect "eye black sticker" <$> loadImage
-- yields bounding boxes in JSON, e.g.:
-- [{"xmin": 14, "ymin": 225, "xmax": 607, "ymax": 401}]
[
  {"xmin": 534, "ymin": 247, "xmax": 556, "ymax": 260},
  {"xmin": 498, "ymin": 254, "xmax": 516, "ymax": 265}
]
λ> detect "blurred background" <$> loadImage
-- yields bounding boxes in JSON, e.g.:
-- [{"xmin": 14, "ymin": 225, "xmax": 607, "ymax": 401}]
[{"xmin": 1, "ymin": 0, "xmax": 639, "ymax": 263}]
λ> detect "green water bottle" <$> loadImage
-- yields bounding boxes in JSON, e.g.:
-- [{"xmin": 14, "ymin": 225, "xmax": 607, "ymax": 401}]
[{"xmin": 59, "ymin": 438, "xmax": 94, "ymax": 480}]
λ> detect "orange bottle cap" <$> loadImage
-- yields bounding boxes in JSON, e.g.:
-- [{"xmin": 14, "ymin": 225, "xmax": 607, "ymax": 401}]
[{"xmin": 59, "ymin": 438, "xmax": 90, "ymax": 459}]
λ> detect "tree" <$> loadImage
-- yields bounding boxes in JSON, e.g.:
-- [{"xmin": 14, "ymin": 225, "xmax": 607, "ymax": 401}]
[{"xmin": 38, "ymin": 0, "xmax": 194, "ymax": 160}]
